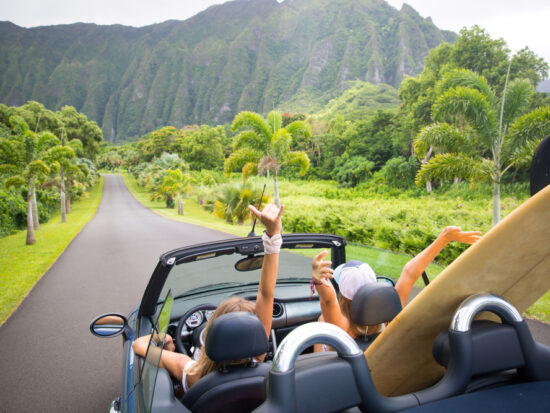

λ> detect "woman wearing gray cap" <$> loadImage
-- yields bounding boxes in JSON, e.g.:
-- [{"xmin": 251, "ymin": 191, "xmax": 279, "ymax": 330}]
[{"xmin": 311, "ymin": 226, "xmax": 480, "ymax": 351}]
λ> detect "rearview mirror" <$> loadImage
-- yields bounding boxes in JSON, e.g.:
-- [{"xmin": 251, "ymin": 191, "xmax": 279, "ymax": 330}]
[
  {"xmin": 90, "ymin": 313, "xmax": 127, "ymax": 337},
  {"xmin": 235, "ymin": 255, "xmax": 264, "ymax": 271}
]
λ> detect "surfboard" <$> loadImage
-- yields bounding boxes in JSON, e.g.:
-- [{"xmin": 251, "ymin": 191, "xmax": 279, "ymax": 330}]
[{"xmin": 365, "ymin": 182, "xmax": 550, "ymax": 396}]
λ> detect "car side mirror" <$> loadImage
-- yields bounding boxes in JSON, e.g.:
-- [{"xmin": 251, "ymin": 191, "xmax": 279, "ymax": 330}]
[{"xmin": 90, "ymin": 313, "xmax": 128, "ymax": 338}]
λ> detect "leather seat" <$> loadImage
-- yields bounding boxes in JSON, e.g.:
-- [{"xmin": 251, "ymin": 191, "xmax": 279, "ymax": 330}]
[
  {"xmin": 349, "ymin": 283, "xmax": 402, "ymax": 350},
  {"xmin": 181, "ymin": 311, "xmax": 270, "ymax": 413}
]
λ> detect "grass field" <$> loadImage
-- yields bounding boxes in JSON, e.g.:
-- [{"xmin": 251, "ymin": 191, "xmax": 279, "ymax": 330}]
[{"xmin": 0, "ymin": 177, "xmax": 104, "ymax": 326}]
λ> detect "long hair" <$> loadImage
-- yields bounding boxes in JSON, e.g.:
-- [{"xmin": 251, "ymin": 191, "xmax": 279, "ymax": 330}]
[
  {"xmin": 189, "ymin": 296, "xmax": 256, "ymax": 378},
  {"xmin": 338, "ymin": 294, "xmax": 382, "ymax": 338}
]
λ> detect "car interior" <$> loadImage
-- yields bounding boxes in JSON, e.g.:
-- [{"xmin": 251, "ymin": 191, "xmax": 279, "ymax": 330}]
[{"xmin": 91, "ymin": 231, "xmax": 550, "ymax": 413}]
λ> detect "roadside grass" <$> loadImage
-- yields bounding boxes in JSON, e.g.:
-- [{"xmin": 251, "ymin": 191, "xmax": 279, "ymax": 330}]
[
  {"xmin": 0, "ymin": 177, "xmax": 104, "ymax": 326},
  {"xmin": 121, "ymin": 171, "xmax": 249, "ymax": 237}
]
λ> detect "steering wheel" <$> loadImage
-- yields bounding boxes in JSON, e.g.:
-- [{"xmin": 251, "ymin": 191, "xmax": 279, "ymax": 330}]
[{"xmin": 175, "ymin": 304, "xmax": 217, "ymax": 357}]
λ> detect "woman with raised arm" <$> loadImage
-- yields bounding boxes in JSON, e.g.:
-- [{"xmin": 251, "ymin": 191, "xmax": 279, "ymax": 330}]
[
  {"xmin": 132, "ymin": 203, "xmax": 284, "ymax": 392},
  {"xmin": 311, "ymin": 226, "xmax": 481, "ymax": 350}
]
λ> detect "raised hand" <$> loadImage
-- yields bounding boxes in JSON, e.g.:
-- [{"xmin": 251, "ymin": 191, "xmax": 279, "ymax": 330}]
[
  {"xmin": 248, "ymin": 203, "xmax": 284, "ymax": 236},
  {"xmin": 440, "ymin": 226, "xmax": 482, "ymax": 245},
  {"xmin": 312, "ymin": 250, "xmax": 334, "ymax": 287}
]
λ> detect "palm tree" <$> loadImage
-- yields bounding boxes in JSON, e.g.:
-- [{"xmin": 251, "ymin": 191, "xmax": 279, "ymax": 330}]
[
  {"xmin": 0, "ymin": 116, "xmax": 59, "ymax": 244},
  {"xmin": 44, "ymin": 135, "xmax": 80, "ymax": 222},
  {"xmin": 161, "ymin": 169, "xmax": 195, "ymax": 215},
  {"xmin": 224, "ymin": 110, "xmax": 311, "ymax": 207},
  {"xmin": 414, "ymin": 67, "xmax": 548, "ymax": 225}
]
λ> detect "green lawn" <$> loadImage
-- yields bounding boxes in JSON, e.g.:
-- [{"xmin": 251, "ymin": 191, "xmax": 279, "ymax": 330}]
[{"xmin": 0, "ymin": 177, "xmax": 104, "ymax": 326}]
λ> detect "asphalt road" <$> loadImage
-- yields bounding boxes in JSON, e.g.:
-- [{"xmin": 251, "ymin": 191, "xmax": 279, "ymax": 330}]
[
  {"xmin": 0, "ymin": 174, "xmax": 234, "ymax": 412},
  {"xmin": 0, "ymin": 174, "xmax": 549, "ymax": 412}
]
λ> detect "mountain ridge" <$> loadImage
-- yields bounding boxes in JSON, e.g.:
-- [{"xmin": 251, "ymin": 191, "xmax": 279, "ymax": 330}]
[{"xmin": 0, "ymin": 0, "xmax": 456, "ymax": 142}]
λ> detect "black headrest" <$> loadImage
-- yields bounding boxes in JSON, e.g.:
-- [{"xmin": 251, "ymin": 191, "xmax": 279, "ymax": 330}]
[
  {"xmin": 530, "ymin": 134, "xmax": 550, "ymax": 196},
  {"xmin": 350, "ymin": 283, "xmax": 402, "ymax": 326},
  {"xmin": 205, "ymin": 311, "xmax": 268, "ymax": 362}
]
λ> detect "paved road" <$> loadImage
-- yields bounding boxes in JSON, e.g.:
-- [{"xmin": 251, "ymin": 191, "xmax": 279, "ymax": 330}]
[
  {"xmin": 0, "ymin": 174, "xmax": 549, "ymax": 412},
  {"xmin": 0, "ymin": 174, "xmax": 234, "ymax": 412}
]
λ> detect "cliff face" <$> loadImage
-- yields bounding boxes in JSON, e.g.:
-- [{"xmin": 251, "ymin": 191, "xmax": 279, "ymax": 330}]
[{"xmin": 0, "ymin": 0, "xmax": 456, "ymax": 142}]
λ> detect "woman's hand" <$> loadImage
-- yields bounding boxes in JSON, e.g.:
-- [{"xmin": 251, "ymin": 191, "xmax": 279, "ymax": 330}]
[
  {"xmin": 163, "ymin": 334, "xmax": 175, "ymax": 352},
  {"xmin": 440, "ymin": 226, "xmax": 482, "ymax": 245},
  {"xmin": 312, "ymin": 250, "xmax": 334, "ymax": 286},
  {"xmin": 249, "ymin": 203, "xmax": 284, "ymax": 236}
]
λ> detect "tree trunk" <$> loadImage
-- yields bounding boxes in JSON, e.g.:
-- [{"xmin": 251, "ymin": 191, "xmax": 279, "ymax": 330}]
[
  {"xmin": 422, "ymin": 146, "xmax": 433, "ymax": 194},
  {"xmin": 60, "ymin": 166, "xmax": 66, "ymax": 223},
  {"xmin": 492, "ymin": 179, "xmax": 501, "ymax": 227},
  {"xmin": 177, "ymin": 192, "xmax": 183, "ymax": 215},
  {"xmin": 31, "ymin": 181, "xmax": 40, "ymax": 229},
  {"xmin": 26, "ymin": 180, "xmax": 36, "ymax": 245},
  {"xmin": 66, "ymin": 180, "xmax": 72, "ymax": 214},
  {"xmin": 273, "ymin": 174, "xmax": 280, "ymax": 207}
]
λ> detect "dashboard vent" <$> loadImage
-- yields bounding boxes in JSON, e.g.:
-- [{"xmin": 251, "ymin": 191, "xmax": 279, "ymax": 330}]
[{"xmin": 273, "ymin": 302, "xmax": 284, "ymax": 318}]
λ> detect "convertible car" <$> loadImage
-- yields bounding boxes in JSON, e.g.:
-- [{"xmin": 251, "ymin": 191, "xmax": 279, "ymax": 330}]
[{"xmin": 91, "ymin": 230, "xmax": 550, "ymax": 413}]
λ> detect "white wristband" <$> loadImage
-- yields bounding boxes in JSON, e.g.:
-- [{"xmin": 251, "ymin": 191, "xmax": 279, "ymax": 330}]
[{"xmin": 262, "ymin": 233, "xmax": 282, "ymax": 254}]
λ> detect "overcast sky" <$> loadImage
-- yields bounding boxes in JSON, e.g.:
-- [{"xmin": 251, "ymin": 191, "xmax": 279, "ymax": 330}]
[{"xmin": 2, "ymin": 0, "xmax": 549, "ymax": 66}]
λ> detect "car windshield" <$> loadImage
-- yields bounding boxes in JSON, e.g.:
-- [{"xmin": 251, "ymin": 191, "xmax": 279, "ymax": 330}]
[{"xmin": 160, "ymin": 248, "xmax": 327, "ymax": 300}]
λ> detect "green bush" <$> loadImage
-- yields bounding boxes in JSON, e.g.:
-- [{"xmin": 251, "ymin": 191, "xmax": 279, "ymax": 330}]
[{"xmin": 0, "ymin": 188, "xmax": 27, "ymax": 236}]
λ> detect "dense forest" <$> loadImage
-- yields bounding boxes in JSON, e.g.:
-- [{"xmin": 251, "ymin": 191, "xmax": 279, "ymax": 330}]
[{"xmin": 0, "ymin": 0, "xmax": 456, "ymax": 142}]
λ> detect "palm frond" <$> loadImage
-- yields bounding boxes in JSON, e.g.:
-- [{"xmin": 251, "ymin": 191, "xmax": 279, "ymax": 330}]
[
  {"xmin": 37, "ymin": 131, "xmax": 61, "ymax": 154},
  {"xmin": 223, "ymin": 148, "xmax": 263, "ymax": 176},
  {"xmin": 44, "ymin": 145, "xmax": 75, "ymax": 167},
  {"xmin": 285, "ymin": 120, "xmax": 313, "ymax": 141},
  {"xmin": 437, "ymin": 68, "xmax": 494, "ymax": 103},
  {"xmin": 4, "ymin": 175, "xmax": 26, "ymax": 189},
  {"xmin": 233, "ymin": 130, "xmax": 265, "ymax": 152},
  {"xmin": 241, "ymin": 162, "xmax": 258, "ymax": 182},
  {"xmin": 283, "ymin": 151, "xmax": 310, "ymax": 176},
  {"xmin": 270, "ymin": 129, "xmax": 292, "ymax": 160},
  {"xmin": 414, "ymin": 122, "xmax": 477, "ymax": 158},
  {"xmin": 433, "ymin": 86, "xmax": 497, "ymax": 140},
  {"xmin": 258, "ymin": 156, "xmax": 280, "ymax": 175},
  {"xmin": 501, "ymin": 78, "xmax": 534, "ymax": 126},
  {"xmin": 231, "ymin": 111, "xmax": 271, "ymax": 142},
  {"xmin": 415, "ymin": 153, "xmax": 492, "ymax": 187},
  {"xmin": 505, "ymin": 106, "xmax": 550, "ymax": 160},
  {"xmin": 68, "ymin": 138, "xmax": 84, "ymax": 155},
  {"xmin": 9, "ymin": 116, "xmax": 29, "ymax": 135},
  {"xmin": 26, "ymin": 160, "xmax": 50, "ymax": 179}
]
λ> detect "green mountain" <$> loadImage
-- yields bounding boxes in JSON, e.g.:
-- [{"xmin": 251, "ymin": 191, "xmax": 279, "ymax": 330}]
[{"xmin": 0, "ymin": 0, "xmax": 455, "ymax": 142}]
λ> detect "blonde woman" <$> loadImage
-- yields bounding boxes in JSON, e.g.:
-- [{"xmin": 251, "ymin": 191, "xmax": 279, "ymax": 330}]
[
  {"xmin": 132, "ymin": 203, "xmax": 284, "ymax": 393},
  {"xmin": 311, "ymin": 226, "xmax": 481, "ymax": 350}
]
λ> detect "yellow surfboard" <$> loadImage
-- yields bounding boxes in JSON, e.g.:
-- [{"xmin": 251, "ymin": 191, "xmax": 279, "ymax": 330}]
[{"xmin": 365, "ymin": 183, "xmax": 550, "ymax": 396}]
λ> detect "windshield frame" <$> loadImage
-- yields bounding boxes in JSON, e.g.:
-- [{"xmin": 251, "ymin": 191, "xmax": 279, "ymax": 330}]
[{"xmin": 137, "ymin": 233, "xmax": 346, "ymax": 320}]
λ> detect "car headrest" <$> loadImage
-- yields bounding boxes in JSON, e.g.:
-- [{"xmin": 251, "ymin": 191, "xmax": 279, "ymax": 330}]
[
  {"xmin": 350, "ymin": 283, "xmax": 402, "ymax": 326},
  {"xmin": 205, "ymin": 311, "xmax": 268, "ymax": 362}
]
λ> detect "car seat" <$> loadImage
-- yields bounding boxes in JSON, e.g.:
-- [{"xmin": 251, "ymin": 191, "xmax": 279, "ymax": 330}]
[
  {"xmin": 350, "ymin": 283, "xmax": 402, "ymax": 350},
  {"xmin": 181, "ymin": 311, "xmax": 270, "ymax": 413}
]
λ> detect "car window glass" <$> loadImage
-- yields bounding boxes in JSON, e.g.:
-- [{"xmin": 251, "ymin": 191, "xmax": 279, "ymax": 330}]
[
  {"xmin": 141, "ymin": 290, "xmax": 173, "ymax": 413},
  {"xmin": 159, "ymin": 248, "xmax": 332, "ymax": 300},
  {"xmin": 345, "ymin": 243, "xmax": 444, "ymax": 285}
]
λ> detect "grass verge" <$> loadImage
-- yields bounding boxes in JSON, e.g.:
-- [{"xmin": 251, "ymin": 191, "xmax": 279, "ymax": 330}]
[
  {"xmin": 0, "ymin": 177, "xmax": 104, "ymax": 326},
  {"xmin": 121, "ymin": 172, "xmax": 249, "ymax": 237}
]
